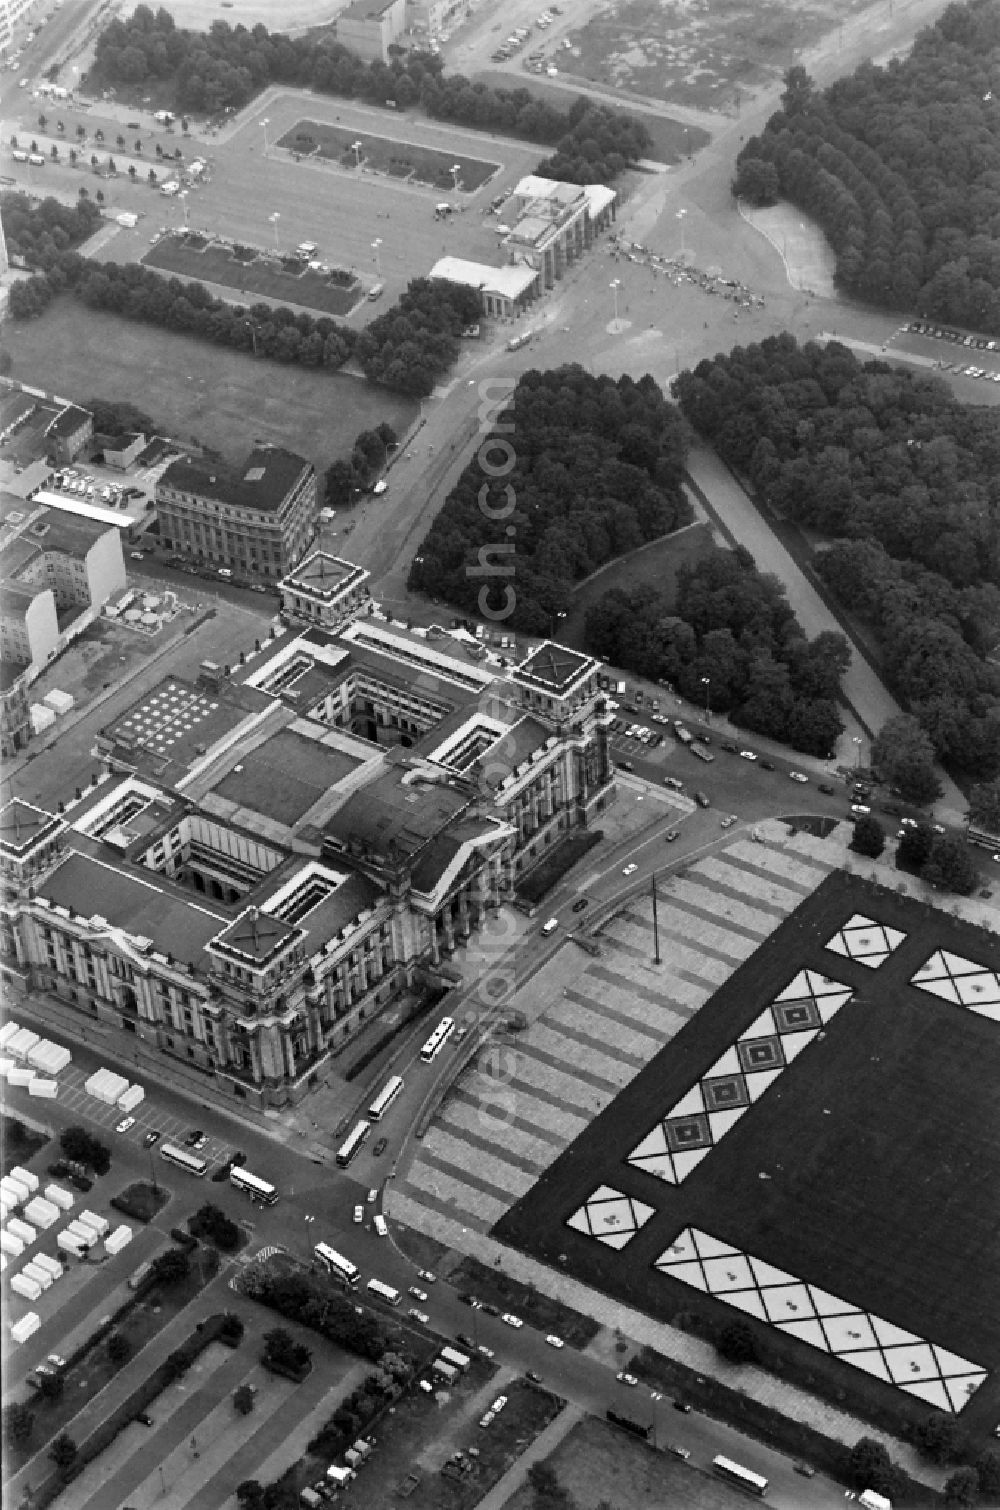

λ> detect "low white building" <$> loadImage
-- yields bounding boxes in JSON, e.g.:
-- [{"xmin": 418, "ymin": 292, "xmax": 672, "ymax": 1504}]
[{"xmin": 430, "ymin": 257, "xmax": 541, "ymax": 319}]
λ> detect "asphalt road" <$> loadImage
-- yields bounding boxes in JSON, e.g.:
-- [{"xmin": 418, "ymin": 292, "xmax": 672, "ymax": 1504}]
[{"xmin": 3, "ymin": 1008, "xmax": 855, "ymax": 1510}]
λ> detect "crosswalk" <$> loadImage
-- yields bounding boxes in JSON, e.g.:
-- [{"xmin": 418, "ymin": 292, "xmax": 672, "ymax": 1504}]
[{"xmin": 396, "ymin": 827, "xmax": 836, "ymax": 1233}]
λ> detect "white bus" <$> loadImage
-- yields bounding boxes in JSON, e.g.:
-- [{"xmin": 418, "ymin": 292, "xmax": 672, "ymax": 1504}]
[
  {"xmin": 314, "ymin": 1243, "xmax": 360, "ymax": 1289},
  {"xmin": 229, "ymin": 1166, "xmax": 278, "ymax": 1205},
  {"xmin": 420, "ymin": 1016, "xmax": 455, "ymax": 1062},
  {"xmin": 368, "ymin": 1074, "xmax": 404, "ymax": 1121},
  {"xmin": 336, "ymin": 1119, "xmax": 371, "ymax": 1167},
  {"xmin": 712, "ymin": 1456, "xmax": 768, "ymax": 1497},
  {"xmin": 159, "ymin": 1143, "xmax": 208, "ymax": 1177},
  {"xmin": 366, "ymin": 1277, "xmax": 401, "ymax": 1306}
]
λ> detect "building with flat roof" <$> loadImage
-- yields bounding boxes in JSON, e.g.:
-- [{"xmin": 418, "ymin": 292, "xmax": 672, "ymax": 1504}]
[
  {"xmin": 2, "ymin": 572, "xmax": 615, "ymax": 1110},
  {"xmin": 278, "ymin": 552, "xmax": 371, "ymax": 633},
  {"xmin": 335, "ymin": 0, "xmax": 405, "ymax": 61},
  {"xmin": 157, "ymin": 444, "xmax": 317, "ymax": 581},
  {"xmin": 502, "ymin": 175, "xmax": 617, "ymax": 290},
  {"xmin": 429, "ymin": 257, "xmax": 541, "ymax": 319}
]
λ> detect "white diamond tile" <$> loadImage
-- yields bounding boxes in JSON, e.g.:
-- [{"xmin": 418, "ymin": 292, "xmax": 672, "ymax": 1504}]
[
  {"xmin": 671, "ymin": 1149, "xmax": 710, "ymax": 1181},
  {"xmin": 777, "ymin": 1317, "xmax": 830, "ymax": 1350},
  {"xmin": 760, "ymin": 1283, "xmax": 814, "ymax": 1323},
  {"xmin": 701, "ymin": 1255, "xmax": 755, "ymax": 1292}
]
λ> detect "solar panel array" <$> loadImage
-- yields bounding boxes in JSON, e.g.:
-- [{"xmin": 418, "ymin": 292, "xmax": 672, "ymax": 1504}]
[{"xmin": 115, "ymin": 683, "xmax": 219, "ymax": 758}]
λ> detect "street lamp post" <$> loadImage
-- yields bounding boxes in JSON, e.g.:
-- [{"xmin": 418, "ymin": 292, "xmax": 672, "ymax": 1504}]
[
  {"xmin": 676, "ymin": 208, "xmax": 688, "ymax": 257},
  {"xmin": 651, "ymin": 873, "xmax": 661, "ymax": 966},
  {"xmin": 853, "ymin": 735, "xmax": 863, "ymax": 771},
  {"xmin": 371, "ymin": 237, "xmax": 382, "ymax": 278},
  {"xmin": 700, "ymin": 675, "xmax": 711, "ymax": 721},
  {"xmin": 450, "ymin": 162, "xmax": 461, "ymax": 191},
  {"xmin": 244, "ymin": 320, "xmax": 258, "ymax": 356},
  {"xmin": 551, "ymin": 609, "xmax": 567, "ymax": 639},
  {"xmin": 351, "ymin": 139, "xmax": 363, "ymax": 168},
  {"xmin": 259, "ymin": 116, "xmax": 269, "ymax": 155},
  {"xmin": 268, "ymin": 211, "xmax": 280, "ymax": 253},
  {"xmin": 609, "ymin": 277, "xmax": 621, "ymax": 324}
]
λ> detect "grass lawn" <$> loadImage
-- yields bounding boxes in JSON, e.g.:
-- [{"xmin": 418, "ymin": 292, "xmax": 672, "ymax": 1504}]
[
  {"xmin": 504, "ymin": 1415, "xmax": 749, "ymax": 1510},
  {"xmin": 144, "ymin": 233, "xmax": 362, "ymax": 316},
  {"xmin": 1, "ymin": 298, "xmax": 417, "ymax": 474},
  {"xmin": 561, "ymin": 522, "xmax": 716, "ymax": 651},
  {"xmin": 277, "ymin": 119, "xmax": 500, "ymax": 193},
  {"xmin": 495, "ymin": 872, "xmax": 1000, "ymax": 1439},
  {"xmin": 448, "ymin": 1256, "xmax": 600, "ymax": 1350},
  {"xmin": 1, "ymin": 1113, "xmax": 49, "ymax": 1178},
  {"xmin": 473, "ymin": 72, "xmax": 709, "ymax": 165},
  {"xmin": 111, "ymin": 1179, "xmax": 171, "ymax": 1223}
]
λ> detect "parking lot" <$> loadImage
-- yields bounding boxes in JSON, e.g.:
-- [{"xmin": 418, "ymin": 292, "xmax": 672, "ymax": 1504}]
[
  {"xmin": 19, "ymin": 1059, "xmax": 236, "ymax": 1172},
  {"xmin": 891, "ymin": 320, "xmax": 1000, "ymax": 391}
]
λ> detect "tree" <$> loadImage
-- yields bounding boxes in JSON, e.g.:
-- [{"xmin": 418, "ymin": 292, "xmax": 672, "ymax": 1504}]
[
  {"xmin": 873, "ymin": 715, "xmax": 942, "ymax": 806},
  {"xmin": 944, "ymin": 1467, "xmax": 979, "ymax": 1507},
  {"xmin": 236, "ymin": 1482, "xmax": 265, "ymax": 1510},
  {"xmin": 780, "ymin": 64, "xmax": 814, "ymax": 115},
  {"xmin": 116, "ymin": 134, "xmax": 125, "ymax": 150},
  {"xmin": 76, "ymin": 124, "xmax": 86, "ymax": 141},
  {"xmin": 38, "ymin": 113, "xmax": 47, "ymax": 132},
  {"xmin": 4, "ymin": 1401, "xmax": 34, "ymax": 1448},
  {"xmin": 717, "ymin": 1318, "xmax": 759, "ymax": 1364},
  {"xmin": 94, "ymin": 129, "xmax": 104, "ymax": 143},
  {"xmin": 56, "ymin": 119, "xmax": 65, "ymax": 134},
  {"xmin": 96, "ymin": 190, "xmax": 105, "ymax": 205},
  {"xmin": 913, "ymin": 1412, "xmax": 966, "ymax": 1465},
  {"xmin": 897, "ymin": 823, "xmax": 934, "ymax": 870},
  {"xmin": 922, "ymin": 833, "xmax": 977, "ymax": 895},
  {"xmin": 128, "ymin": 163, "xmax": 137, "ymax": 180},
  {"xmin": 850, "ymin": 815, "xmax": 885, "ymax": 858},
  {"xmin": 233, "ymin": 1384, "xmax": 255, "ymax": 1415},
  {"xmin": 38, "ymin": 1371, "xmax": 64, "ymax": 1400},
  {"xmin": 151, "ymin": 1248, "xmax": 190, "ymax": 1284},
  {"xmin": 50, "ymin": 144, "xmax": 59, "ymax": 160},
  {"xmin": 733, "ymin": 157, "xmax": 780, "ymax": 205},
  {"xmin": 148, "ymin": 168, "xmax": 157, "ymax": 185},
  {"xmin": 976, "ymin": 1451, "xmax": 1000, "ymax": 1499},
  {"xmin": 50, "ymin": 1432, "xmax": 78, "ymax": 1471},
  {"xmin": 968, "ymin": 780, "xmax": 1000, "ymax": 835},
  {"xmin": 107, "ymin": 1332, "xmax": 132, "ymax": 1365},
  {"xmin": 69, "ymin": 148, "xmax": 77, "ymax": 166}
]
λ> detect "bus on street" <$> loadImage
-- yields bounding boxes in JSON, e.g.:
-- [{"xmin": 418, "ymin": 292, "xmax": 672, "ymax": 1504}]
[
  {"xmin": 159, "ymin": 1143, "xmax": 208, "ymax": 1177},
  {"xmin": 711, "ymin": 1456, "xmax": 768, "ymax": 1496},
  {"xmin": 368, "ymin": 1074, "xmax": 404, "ymax": 1121},
  {"xmin": 420, "ymin": 1016, "xmax": 455, "ymax": 1062},
  {"xmin": 313, "ymin": 1243, "xmax": 360, "ymax": 1289},
  {"xmin": 366, "ymin": 1277, "xmax": 401, "ymax": 1306},
  {"xmin": 229, "ymin": 1166, "xmax": 278, "ymax": 1205},
  {"xmin": 336, "ymin": 1120, "xmax": 371, "ymax": 1167}
]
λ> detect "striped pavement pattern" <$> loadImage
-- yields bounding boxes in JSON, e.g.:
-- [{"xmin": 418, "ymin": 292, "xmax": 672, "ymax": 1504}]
[{"xmin": 396, "ymin": 830, "xmax": 838, "ymax": 1233}]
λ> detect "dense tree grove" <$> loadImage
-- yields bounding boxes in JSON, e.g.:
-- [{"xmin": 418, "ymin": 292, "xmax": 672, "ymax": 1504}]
[
  {"xmin": 733, "ymin": 1, "xmax": 1000, "ymax": 329},
  {"xmin": 674, "ymin": 334, "xmax": 1000, "ymax": 778},
  {"xmin": 324, "ymin": 422, "xmax": 398, "ymax": 506},
  {"xmin": 241, "ymin": 1265, "xmax": 394, "ymax": 1362},
  {"xmin": 1, "ymin": 192, "xmax": 101, "ymax": 267},
  {"xmin": 7, "ymin": 245, "xmax": 478, "ymax": 397},
  {"xmin": 408, "ymin": 365, "xmax": 691, "ymax": 634},
  {"xmin": 585, "ymin": 546, "xmax": 847, "ymax": 756},
  {"xmin": 87, "ymin": 5, "xmax": 649, "ymax": 182}
]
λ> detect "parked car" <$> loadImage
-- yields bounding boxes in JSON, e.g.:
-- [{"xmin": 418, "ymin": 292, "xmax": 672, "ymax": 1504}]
[
  {"xmin": 818, "ymin": 783, "xmax": 835, "ymax": 795},
  {"xmin": 353, "ymin": 1205, "xmax": 363, "ymax": 1224},
  {"xmin": 622, "ymin": 863, "xmax": 638, "ymax": 876},
  {"xmin": 116, "ymin": 1116, "xmax": 136, "ymax": 1134},
  {"xmin": 665, "ymin": 829, "xmax": 679, "ymax": 842},
  {"xmin": 409, "ymin": 1286, "xmax": 428, "ymax": 1302},
  {"xmin": 492, "ymin": 1395, "xmax": 508, "ymax": 1413},
  {"xmin": 617, "ymin": 1372, "xmax": 638, "ymax": 1386},
  {"xmin": 545, "ymin": 1334, "xmax": 564, "ymax": 1348},
  {"xmin": 572, "ymin": 898, "xmax": 588, "ymax": 912},
  {"xmin": 851, "ymin": 803, "xmax": 871, "ymax": 815},
  {"xmin": 481, "ymin": 1302, "xmax": 500, "ymax": 1317},
  {"xmin": 759, "ymin": 759, "xmax": 775, "ymax": 771},
  {"xmin": 367, "ymin": 1187, "xmax": 378, "ymax": 1203},
  {"xmin": 408, "ymin": 1308, "xmax": 429, "ymax": 1324},
  {"xmin": 418, "ymin": 1269, "xmax": 437, "ymax": 1284},
  {"xmin": 477, "ymin": 1344, "xmax": 495, "ymax": 1358},
  {"xmin": 456, "ymin": 1333, "xmax": 475, "ymax": 1349},
  {"xmin": 789, "ymin": 771, "xmax": 809, "ymax": 783},
  {"xmin": 720, "ymin": 814, "xmax": 738, "ymax": 828},
  {"xmin": 501, "ymin": 1312, "xmax": 523, "ymax": 1328},
  {"xmin": 721, "ymin": 742, "xmax": 738, "ymax": 753},
  {"xmin": 372, "ymin": 1137, "xmax": 388, "ymax": 1157},
  {"xmin": 143, "ymin": 1130, "xmax": 160, "ymax": 1147},
  {"xmin": 739, "ymin": 749, "xmax": 757, "ymax": 761},
  {"xmin": 185, "ymin": 1129, "xmax": 207, "ymax": 1150}
]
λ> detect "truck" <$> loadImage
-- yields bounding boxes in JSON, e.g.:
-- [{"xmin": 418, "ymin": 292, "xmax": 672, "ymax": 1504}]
[
  {"xmin": 690, "ymin": 742, "xmax": 714, "ymax": 762},
  {"xmin": 859, "ymin": 1493, "xmax": 892, "ymax": 1510},
  {"xmin": 673, "ymin": 721, "xmax": 693, "ymax": 745}
]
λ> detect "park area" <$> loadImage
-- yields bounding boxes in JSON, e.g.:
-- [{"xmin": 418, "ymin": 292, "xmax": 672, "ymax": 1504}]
[
  {"xmin": 0, "ymin": 298, "xmax": 417, "ymax": 474},
  {"xmin": 560, "ymin": 521, "xmax": 716, "ymax": 650},
  {"xmin": 496, "ymin": 872, "xmax": 1000, "ymax": 1439},
  {"xmin": 144, "ymin": 231, "xmax": 363, "ymax": 316},
  {"xmin": 276, "ymin": 120, "xmax": 501, "ymax": 195}
]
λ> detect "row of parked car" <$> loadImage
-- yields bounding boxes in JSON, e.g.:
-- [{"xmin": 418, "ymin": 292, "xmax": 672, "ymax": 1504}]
[{"xmin": 51, "ymin": 468, "xmax": 140, "ymax": 508}]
